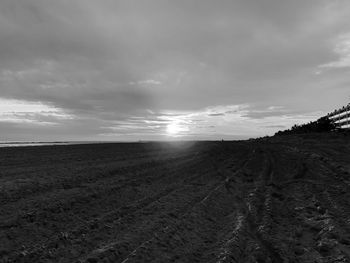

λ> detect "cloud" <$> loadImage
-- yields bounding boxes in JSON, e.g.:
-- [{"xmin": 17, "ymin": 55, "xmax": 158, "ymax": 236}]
[
  {"xmin": 263, "ymin": 125, "xmax": 286, "ymax": 129},
  {"xmin": 0, "ymin": 98, "xmax": 73, "ymax": 125},
  {"xmin": 137, "ymin": 80, "xmax": 162, "ymax": 86},
  {"xmin": 208, "ymin": 113, "xmax": 225, "ymax": 117},
  {"xmin": 242, "ymin": 106, "xmax": 289, "ymax": 119},
  {"xmin": 319, "ymin": 33, "xmax": 350, "ymax": 69},
  {"xmin": 0, "ymin": 0, "xmax": 350, "ymax": 140},
  {"xmin": 98, "ymin": 104, "xmax": 321, "ymax": 140}
]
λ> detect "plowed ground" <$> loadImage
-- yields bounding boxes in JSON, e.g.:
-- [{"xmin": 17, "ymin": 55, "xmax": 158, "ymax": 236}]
[{"xmin": 1, "ymin": 133, "xmax": 350, "ymax": 262}]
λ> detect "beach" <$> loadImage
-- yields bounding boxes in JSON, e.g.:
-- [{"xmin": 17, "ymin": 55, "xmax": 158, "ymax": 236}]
[{"xmin": 1, "ymin": 133, "xmax": 350, "ymax": 262}]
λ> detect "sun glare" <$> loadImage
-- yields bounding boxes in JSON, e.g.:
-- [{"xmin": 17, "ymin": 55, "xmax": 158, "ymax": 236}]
[
  {"xmin": 166, "ymin": 122, "xmax": 188, "ymax": 136},
  {"xmin": 167, "ymin": 123, "xmax": 181, "ymax": 135}
]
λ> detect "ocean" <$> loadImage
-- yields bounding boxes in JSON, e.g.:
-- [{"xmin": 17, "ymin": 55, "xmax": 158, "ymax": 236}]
[{"xmin": 0, "ymin": 141, "xmax": 101, "ymax": 148}]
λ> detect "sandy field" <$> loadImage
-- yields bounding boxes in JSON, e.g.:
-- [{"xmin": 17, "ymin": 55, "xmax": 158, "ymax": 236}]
[{"xmin": 1, "ymin": 132, "xmax": 350, "ymax": 262}]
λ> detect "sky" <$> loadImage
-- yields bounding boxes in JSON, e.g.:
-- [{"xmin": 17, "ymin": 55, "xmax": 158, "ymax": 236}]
[{"xmin": 0, "ymin": 0, "xmax": 350, "ymax": 141}]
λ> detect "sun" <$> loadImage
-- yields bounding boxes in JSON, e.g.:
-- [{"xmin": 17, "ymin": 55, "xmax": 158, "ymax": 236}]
[
  {"xmin": 166, "ymin": 122, "xmax": 182, "ymax": 135},
  {"xmin": 166, "ymin": 120, "xmax": 190, "ymax": 136}
]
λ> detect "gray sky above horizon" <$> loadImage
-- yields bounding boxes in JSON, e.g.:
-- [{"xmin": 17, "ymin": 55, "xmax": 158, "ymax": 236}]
[{"xmin": 0, "ymin": 0, "xmax": 350, "ymax": 141}]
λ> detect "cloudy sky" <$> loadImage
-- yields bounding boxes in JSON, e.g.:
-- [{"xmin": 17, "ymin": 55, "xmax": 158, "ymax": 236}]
[{"xmin": 1, "ymin": 0, "xmax": 350, "ymax": 141}]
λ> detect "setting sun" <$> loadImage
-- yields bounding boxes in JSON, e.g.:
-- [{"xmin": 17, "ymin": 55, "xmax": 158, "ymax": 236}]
[
  {"xmin": 166, "ymin": 122, "xmax": 188, "ymax": 136},
  {"xmin": 166, "ymin": 122, "xmax": 181, "ymax": 135}
]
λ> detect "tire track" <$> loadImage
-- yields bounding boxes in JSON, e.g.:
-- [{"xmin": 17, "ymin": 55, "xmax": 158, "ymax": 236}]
[{"xmin": 80, "ymin": 155, "xmax": 253, "ymax": 263}]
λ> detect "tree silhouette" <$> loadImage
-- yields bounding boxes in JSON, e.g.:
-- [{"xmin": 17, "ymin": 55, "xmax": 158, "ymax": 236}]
[{"xmin": 275, "ymin": 116, "xmax": 338, "ymax": 136}]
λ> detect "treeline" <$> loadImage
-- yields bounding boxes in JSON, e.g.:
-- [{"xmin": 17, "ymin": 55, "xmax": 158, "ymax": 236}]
[{"xmin": 275, "ymin": 116, "xmax": 338, "ymax": 136}]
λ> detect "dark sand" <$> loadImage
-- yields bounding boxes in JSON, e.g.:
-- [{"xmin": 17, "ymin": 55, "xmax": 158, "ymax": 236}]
[{"xmin": 1, "ymin": 133, "xmax": 350, "ymax": 262}]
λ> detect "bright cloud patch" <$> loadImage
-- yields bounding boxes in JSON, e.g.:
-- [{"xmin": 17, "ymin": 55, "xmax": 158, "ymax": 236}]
[
  {"xmin": 160, "ymin": 105, "xmax": 318, "ymax": 139},
  {"xmin": 102, "ymin": 104, "xmax": 323, "ymax": 140},
  {"xmin": 319, "ymin": 33, "xmax": 350, "ymax": 69},
  {"xmin": 0, "ymin": 98, "xmax": 73, "ymax": 125}
]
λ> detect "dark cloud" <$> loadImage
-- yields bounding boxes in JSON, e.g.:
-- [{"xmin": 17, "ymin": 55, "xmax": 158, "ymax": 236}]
[
  {"xmin": 243, "ymin": 110, "xmax": 289, "ymax": 119},
  {"xmin": 208, "ymin": 113, "xmax": 225, "ymax": 117}
]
